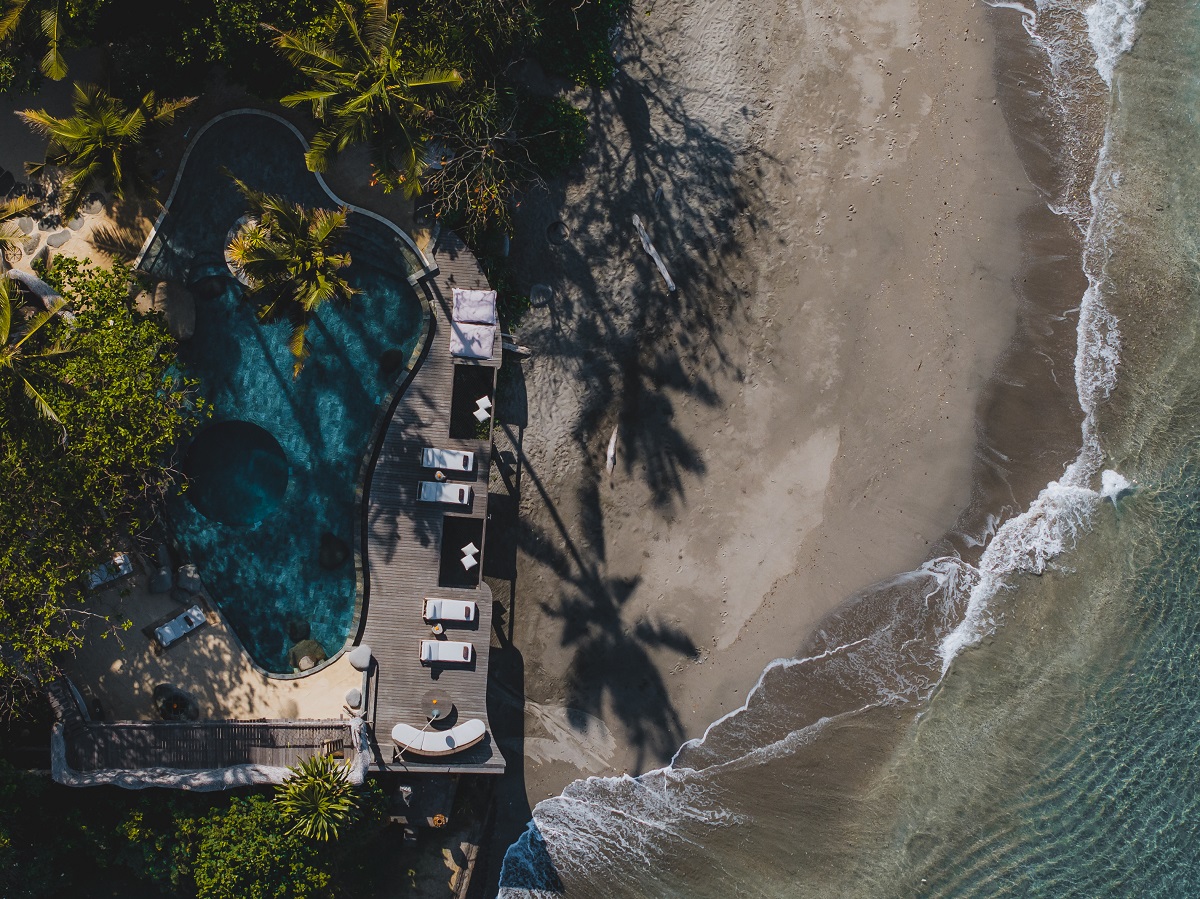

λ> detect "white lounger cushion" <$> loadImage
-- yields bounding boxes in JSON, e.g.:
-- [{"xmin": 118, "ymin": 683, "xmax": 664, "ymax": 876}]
[
  {"xmin": 391, "ymin": 718, "xmax": 487, "ymax": 756},
  {"xmin": 417, "ymin": 481, "xmax": 473, "ymax": 505},
  {"xmin": 424, "ymin": 598, "xmax": 477, "ymax": 622},
  {"xmin": 452, "ymin": 287, "xmax": 498, "ymax": 325},
  {"xmin": 421, "ymin": 639, "xmax": 474, "ymax": 663},
  {"xmin": 449, "ymin": 322, "xmax": 495, "ymax": 360},
  {"xmin": 422, "ymin": 448, "xmax": 474, "ymax": 471},
  {"xmin": 155, "ymin": 604, "xmax": 205, "ymax": 648}
]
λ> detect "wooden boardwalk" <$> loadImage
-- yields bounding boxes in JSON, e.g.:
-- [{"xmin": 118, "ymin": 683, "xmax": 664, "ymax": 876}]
[{"xmin": 358, "ymin": 228, "xmax": 505, "ymax": 774}]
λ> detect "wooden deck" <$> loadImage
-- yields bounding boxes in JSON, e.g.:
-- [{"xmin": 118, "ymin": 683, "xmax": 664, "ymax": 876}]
[{"xmin": 358, "ymin": 227, "xmax": 505, "ymax": 774}]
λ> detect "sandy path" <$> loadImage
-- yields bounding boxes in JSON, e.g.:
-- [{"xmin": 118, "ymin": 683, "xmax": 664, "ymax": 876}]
[{"xmin": 493, "ymin": 0, "xmax": 1037, "ymax": 801}]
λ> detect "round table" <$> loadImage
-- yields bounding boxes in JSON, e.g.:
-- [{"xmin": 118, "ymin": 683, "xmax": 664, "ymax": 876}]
[{"xmin": 421, "ymin": 689, "xmax": 454, "ymax": 722}]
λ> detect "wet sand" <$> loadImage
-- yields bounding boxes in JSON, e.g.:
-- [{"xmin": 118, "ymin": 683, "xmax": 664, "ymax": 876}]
[{"xmin": 488, "ymin": 0, "xmax": 1086, "ymax": 837}]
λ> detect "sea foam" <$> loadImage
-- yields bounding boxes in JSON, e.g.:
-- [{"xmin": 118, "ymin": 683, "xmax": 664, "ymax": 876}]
[{"xmin": 499, "ymin": 0, "xmax": 1144, "ymax": 890}]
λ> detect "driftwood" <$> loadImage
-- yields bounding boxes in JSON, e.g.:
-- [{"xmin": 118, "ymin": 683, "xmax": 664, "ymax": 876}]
[{"xmin": 632, "ymin": 214, "xmax": 676, "ymax": 292}]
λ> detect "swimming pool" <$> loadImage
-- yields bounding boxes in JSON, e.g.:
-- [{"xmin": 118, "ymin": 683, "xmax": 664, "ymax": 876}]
[{"xmin": 139, "ymin": 111, "xmax": 427, "ymax": 674}]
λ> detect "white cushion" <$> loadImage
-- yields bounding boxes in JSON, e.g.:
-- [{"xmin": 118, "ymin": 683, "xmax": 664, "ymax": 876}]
[
  {"xmin": 452, "ymin": 288, "xmax": 498, "ymax": 325},
  {"xmin": 449, "ymin": 322, "xmax": 495, "ymax": 359},
  {"xmin": 423, "ymin": 598, "xmax": 476, "ymax": 622},
  {"xmin": 391, "ymin": 718, "xmax": 487, "ymax": 756},
  {"xmin": 420, "ymin": 639, "xmax": 473, "ymax": 663}
]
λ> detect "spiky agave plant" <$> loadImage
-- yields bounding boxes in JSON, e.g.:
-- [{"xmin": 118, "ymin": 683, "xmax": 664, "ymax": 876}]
[
  {"xmin": 226, "ymin": 178, "xmax": 357, "ymax": 378},
  {"xmin": 276, "ymin": 753, "xmax": 357, "ymax": 841}
]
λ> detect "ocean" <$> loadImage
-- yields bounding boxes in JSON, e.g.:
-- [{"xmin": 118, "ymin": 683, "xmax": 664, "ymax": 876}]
[{"xmin": 498, "ymin": 0, "xmax": 1200, "ymax": 893}]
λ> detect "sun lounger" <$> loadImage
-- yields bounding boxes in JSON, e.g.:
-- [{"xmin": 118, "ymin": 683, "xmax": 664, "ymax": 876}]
[
  {"xmin": 422, "ymin": 448, "xmax": 475, "ymax": 472},
  {"xmin": 86, "ymin": 552, "xmax": 134, "ymax": 590},
  {"xmin": 423, "ymin": 598, "xmax": 477, "ymax": 622},
  {"xmin": 417, "ymin": 481, "xmax": 473, "ymax": 505},
  {"xmin": 391, "ymin": 718, "xmax": 487, "ymax": 756},
  {"xmin": 449, "ymin": 321, "xmax": 495, "ymax": 360},
  {"xmin": 155, "ymin": 604, "xmax": 205, "ymax": 648},
  {"xmin": 452, "ymin": 287, "xmax": 498, "ymax": 325},
  {"xmin": 420, "ymin": 639, "xmax": 474, "ymax": 664}
]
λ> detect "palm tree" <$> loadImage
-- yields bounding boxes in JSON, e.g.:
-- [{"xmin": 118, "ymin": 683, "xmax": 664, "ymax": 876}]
[
  {"xmin": 0, "ymin": 277, "xmax": 70, "ymax": 426},
  {"xmin": 18, "ymin": 83, "xmax": 193, "ymax": 218},
  {"xmin": 275, "ymin": 753, "xmax": 357, "ymax": 842},
  {"xmin": 0, "ymin": 0, "xmax": 67, "ymax": 80},
  {"xmin": 272, "ymin": 0, "xmax": 462, "ymax": 194},
  {"xmin": 0, "ymin": 195, "xmax": 37, "ymax": 262},
  {"xmin": 227, "ymin": 178, "xmax": 357, "ymax": 378}
]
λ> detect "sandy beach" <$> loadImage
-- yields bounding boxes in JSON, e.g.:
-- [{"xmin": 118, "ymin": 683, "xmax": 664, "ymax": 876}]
[{"xmin": 487, "ymin": 0, "xmax": 1086, "ymax": 838}]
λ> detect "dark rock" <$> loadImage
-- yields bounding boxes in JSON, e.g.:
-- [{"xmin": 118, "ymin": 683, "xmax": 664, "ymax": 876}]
[
  {"xmin": 287, "ymin": 638, "xmax": 327, "ymax": 672},
  {"xmin": 380, "ymin": 348, "xmax": 407, "ymax": 374},
  {"xmin": 287, "ymin": 618, "xmax": 311, "ymax": 642},
  {"xmin": 319, "ymin": 532, "xmax": 351, "ymax": 569},
  {"xmin": 66, "ymin": 216, "xmax": 84, "ymax": 231},
  {"xmin": 176, "ymin": 563, "xmax": 202, "ymax": 593},
  {"xmin": 148, "ymin": 567, "xmax": 172, "ymax": 594}
]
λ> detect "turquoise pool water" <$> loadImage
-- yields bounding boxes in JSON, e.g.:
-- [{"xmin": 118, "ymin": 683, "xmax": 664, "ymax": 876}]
[{"xmin": 141, "ymin": 112, "xmax": 425, "ymax": 673}]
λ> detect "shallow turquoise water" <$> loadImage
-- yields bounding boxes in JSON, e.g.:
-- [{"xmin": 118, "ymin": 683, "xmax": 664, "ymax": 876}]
[{"xmin": 142, "ymin": 113, "xmax": 424, "ymax": 673}]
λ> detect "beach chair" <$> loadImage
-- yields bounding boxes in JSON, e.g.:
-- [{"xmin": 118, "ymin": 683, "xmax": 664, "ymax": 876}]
[
  {"xmin": 423, "ymin": 598, "xmax": 477, "ymax": 622},
  {"xmin": 421, "ymin": 447, "xmax": 475, "ymax": 472},
  {"xmin": 417, "ymin": 481, "xmax": 473, "ymax": 505},
  {"xmin": 420, "ymin": 639, "xmax": 474, "ymax": 664}
]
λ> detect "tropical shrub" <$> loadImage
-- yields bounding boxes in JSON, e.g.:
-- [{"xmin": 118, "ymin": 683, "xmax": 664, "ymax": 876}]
[
  {"xmin": 524, "ymin": 96, "xmax": 588, "ymax": 176},
  {"xmin": 534, "ymin": 0, "xmax": 631, "ymax": 87}
]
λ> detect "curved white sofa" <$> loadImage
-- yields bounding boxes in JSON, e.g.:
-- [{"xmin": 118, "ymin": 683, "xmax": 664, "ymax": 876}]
[{"xmin": 391, "ymin": 718, "xmax": 487, "ymax": 756}]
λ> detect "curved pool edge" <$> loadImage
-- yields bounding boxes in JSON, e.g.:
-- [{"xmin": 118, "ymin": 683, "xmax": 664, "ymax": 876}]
[
  {"xmin": 134, "ymin": 107, "xmax": 438, "ymax": 284},
  {"xmin": 138, "ymin": 107, "xmax": 440, "ymax": 682}
]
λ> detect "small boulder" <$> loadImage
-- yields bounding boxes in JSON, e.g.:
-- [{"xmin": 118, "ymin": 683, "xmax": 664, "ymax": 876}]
[
  {"xmin": 45, "ymin": 230, "xmax": 70, "ymax": 248},
  {"xmin": 148, "ymin": 567, "xmax": 172, "ymax": 594},
  {"xmin": 348, "ymin": 644, "xmax": 372, "ymax": 671},
  {"xmin": 345, "ymin": 688, "xmax": 362, "ymax": 709},
  {"xmin": 318, "ymin": 532, "xmax": 351, "ymax": 569},
  {"xmin": 287, "ymin": 638, "xmax": 327, "ymax": 672},
  {"xmin": 176, "ymin": 563, "xmax": 202, "ymax": 593}
]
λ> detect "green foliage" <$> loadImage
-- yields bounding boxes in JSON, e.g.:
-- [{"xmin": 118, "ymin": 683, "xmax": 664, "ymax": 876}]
[
  {"xmin": 227, "ymin": 177, "xmax": 357, "ymax": 377},
  {"xmin": 190, "ymin": 795, "xmax": 335, "ymax": 899},
  {"xmin": 275, "ymin": 753, "xmax": 357, "ymax": 841},
  {"xmin": 18, "ymin": 83, "xmax": 193, "ymax": 217},
  {"xmin": 534, "ymin": 0, "xmax": 631, "ymax": 87},
  {"xmin": 524, "ymin": 96, "xmax": 588, "ymax": 176},
  {"xmin": 273, "ymin": 0, "xmax": 462, "ymax": 193},
  {"xmin": 0, "ymin": 257, "xmax": 204, "ymax": 698},
  {"xmin": 93, "ymin": 0, "xmax": 333, "ymax": 98}
]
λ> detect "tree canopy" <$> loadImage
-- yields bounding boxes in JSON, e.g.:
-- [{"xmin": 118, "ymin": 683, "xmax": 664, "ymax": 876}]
[{"xmin": 0, "ymin": 258, "xmax": 204, "ymax": 706}]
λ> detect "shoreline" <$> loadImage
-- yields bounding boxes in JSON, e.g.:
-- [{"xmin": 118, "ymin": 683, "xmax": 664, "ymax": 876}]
[{"xmin": 485, "ymin": 0, "xmax": 1101, "ymax": 889}]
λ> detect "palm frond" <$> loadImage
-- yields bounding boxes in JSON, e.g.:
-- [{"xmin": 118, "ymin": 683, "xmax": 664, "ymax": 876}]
[
  {"xmin": 0, "ymin": 0, "xmax": 29, "ymax": 40},
  {"xmin": 288, "ymin": 320, "xmax": 310, "ymax": 378},
  {"xmin": 21, "ymin": 374, "xmax": 60, "ymax": 423},
  {"xmin": 38, "ymin": 6, "xmax": 65, "ymax": 80}
]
